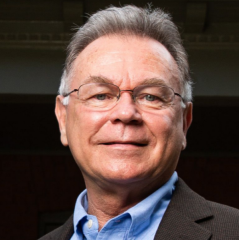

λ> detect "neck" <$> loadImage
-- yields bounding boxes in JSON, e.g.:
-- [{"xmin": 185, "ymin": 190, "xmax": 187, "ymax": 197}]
[{"xmin": 84, "ymin": 175, "xmax": 170, "ymax": 230}]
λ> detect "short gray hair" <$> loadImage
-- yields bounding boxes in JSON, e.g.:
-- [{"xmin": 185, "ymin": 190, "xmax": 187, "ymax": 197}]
[{"xmin": 59, "ymin": 5, "xmax": 192, "ymax": 104}]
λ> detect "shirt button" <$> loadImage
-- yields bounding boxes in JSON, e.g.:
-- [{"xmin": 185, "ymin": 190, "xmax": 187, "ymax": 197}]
[{"xmin": 87, "ymin": 219, "xmax": 93, "ymax": 228}]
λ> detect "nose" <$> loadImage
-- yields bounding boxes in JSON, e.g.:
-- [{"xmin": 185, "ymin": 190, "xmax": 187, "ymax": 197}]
[{"xmin": 109, "ymin": 91, "xmax": 143, "ymax": 124}]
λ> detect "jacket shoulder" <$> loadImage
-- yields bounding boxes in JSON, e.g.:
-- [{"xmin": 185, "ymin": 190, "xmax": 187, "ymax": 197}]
[
  {"xmin": 156, "ymin": 178, "xmax": 239, "ymax": 239},
  {"xmin": 203, "ymin": 200, "xmax": 239, "ymax": 234}
]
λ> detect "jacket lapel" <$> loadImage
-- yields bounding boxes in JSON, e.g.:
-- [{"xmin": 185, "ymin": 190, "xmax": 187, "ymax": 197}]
[
  {"xmin": 53, "ymin": 215, "xmax": 74, "ymax": 240},
  {"xmin": 154, "ymin": 178, "xmax": 213, "ymax": 240}
]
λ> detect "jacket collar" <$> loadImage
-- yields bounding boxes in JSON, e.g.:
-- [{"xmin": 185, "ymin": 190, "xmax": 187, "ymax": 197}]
[
  {"xmin": 53, "ymin": 215, "xmax": 74, "ymax": 240},
  {"xmin": 154, "ymin": 178, "xmax": 213, "ymax": 240}
]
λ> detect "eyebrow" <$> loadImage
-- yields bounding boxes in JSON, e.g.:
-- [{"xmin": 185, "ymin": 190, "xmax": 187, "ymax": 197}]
[
  {"xmin": 82, "ymin": 75, "xmax": 168, "ymax": 87},
  {"xmin": 140, "ymin": 78, "xmax": 167, "ymax": 86},
  {"xmin": 82, "ymin": 76, "xmax": 112, "ymax": 84}
]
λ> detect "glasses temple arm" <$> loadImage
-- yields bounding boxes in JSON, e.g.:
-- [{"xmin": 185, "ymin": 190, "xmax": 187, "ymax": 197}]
[
  {"xmin": 63, "ymin": 89, "xmax": 78, "ymax": 97},
  {"xmin": 174, "ymin": 93, "xmax": 185, "ymax": 102}
]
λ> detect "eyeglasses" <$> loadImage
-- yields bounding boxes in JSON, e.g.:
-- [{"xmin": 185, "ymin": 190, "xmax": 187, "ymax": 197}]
[{"xmin": 63, "ymin": 82, "xmax": 184, "ymax": 110}]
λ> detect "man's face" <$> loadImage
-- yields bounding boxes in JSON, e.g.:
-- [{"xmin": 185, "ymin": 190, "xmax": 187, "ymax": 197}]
[{"xmin": 56, "ymin": 35, "xmax": 192, "ymax": 187}]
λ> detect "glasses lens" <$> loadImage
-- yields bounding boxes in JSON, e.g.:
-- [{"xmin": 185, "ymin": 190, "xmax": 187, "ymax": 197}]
[
  {"xmin": 78, "ymin": 83, "xmax": 119, "ymax": 109},
  {"xmin": 134, "ymin": 85, "xmax": 174, "ymax": 109}
]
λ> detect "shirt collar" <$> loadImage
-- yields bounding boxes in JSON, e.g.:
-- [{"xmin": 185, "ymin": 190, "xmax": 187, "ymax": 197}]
[
  {"xmin": 126, "ymin": 171, "xmax": 178, "ymax": 233},
  {"xmin": 73, "ymin": 189, "xmax": 88, "ymax": 232},
  {"xmin": 73, "ymin": 172, "xmax": 178, "ymax": 233}
]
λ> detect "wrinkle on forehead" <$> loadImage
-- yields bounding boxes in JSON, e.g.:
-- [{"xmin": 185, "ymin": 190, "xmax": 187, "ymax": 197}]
[
  {"xmin": 83, "ymin": 44, "xmax": 176, "ymax": 70},
  {"xmin": 71, "ymin": 35, "xmax": 181, "ymax": 91},
  {"xmin": 79, "ymin": 75, "xmax": 171, "ymax": 87}
]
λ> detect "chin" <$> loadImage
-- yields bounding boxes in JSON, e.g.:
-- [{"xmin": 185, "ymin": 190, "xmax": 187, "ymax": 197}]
[{"xmin": 99, "ymin": 166, "xmax": 154, "ymax": 185}]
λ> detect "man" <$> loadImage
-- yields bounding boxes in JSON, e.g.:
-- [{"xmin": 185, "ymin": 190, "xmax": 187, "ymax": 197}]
[{"xmin": 40, "ymin": 5, "xmax": 239, "ymax": 240}]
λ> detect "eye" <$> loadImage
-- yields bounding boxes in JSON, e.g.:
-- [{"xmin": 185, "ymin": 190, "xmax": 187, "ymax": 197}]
[
  {"xmin": 95, "ymin": 94, "xmax": 107, "ymax": 100},
  {"xmin": 139, "ymin": 94, "xmax": 162, "ymax": 102},
  {"xmin": 144, "ymin": 94, "xmax": 158, "ymax": 101},
  {"xmin": 136, "ymin": 93, "xmax": 165, "ymax": 108},
  {"xmin": 91, "ymin": 93, "xmax": 116, "ymax": 101}
]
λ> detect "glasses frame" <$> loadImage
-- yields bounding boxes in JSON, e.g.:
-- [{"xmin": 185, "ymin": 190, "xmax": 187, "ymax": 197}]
[{"xmin": 62, "ymin": 82, "xmax": 185, "ymax": 107}]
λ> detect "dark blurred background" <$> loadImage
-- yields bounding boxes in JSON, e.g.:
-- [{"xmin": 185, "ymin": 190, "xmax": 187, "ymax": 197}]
[{"xmin": 0, "ymin": 0, "xmax": 239, "ymax": 239}]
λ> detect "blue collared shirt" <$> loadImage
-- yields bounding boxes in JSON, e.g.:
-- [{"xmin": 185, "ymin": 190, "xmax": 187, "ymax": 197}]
[{"xmin": 70, "ymin": 172, "xmax": 178, "ymax": 240}]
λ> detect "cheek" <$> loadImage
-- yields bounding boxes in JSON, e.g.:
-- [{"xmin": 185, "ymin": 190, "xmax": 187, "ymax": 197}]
[
  {"xmin": 67, "ymin": 104, "xmax": 109, "ymax": 144},
  {"xmin": 143, "ymin": 110, "xmax": 173, "ymax": 134},
  {"xmin": 143, "ymin": 109, "xmax": 183, "ymax": 146}
]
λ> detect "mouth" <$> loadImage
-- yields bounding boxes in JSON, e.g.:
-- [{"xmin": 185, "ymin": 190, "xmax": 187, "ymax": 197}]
[{"xmin": 102, "ymin": 142, "xmax": 147, "ymax": 147}]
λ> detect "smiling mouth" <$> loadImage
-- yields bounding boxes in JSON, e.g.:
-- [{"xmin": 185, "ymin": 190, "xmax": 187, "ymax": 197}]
[{"xmin": 102, "ymin": 142, "xmax": 147, "ymax": 147}]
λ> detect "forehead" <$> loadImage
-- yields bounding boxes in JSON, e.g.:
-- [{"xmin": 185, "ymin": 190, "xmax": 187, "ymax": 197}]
[{"xmin": 71, "ymin": 35, "xmax": 180, "ymax": 90}]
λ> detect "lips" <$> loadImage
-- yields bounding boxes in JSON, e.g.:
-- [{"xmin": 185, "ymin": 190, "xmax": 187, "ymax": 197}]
[{"xmin": 101, "ymin": 141, "xmax": 148, "ymax": 146}]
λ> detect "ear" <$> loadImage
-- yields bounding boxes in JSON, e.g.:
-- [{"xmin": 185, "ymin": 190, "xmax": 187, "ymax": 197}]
[
  {"xmin": 55, "ymin": 95, "xmax": 69, "ymax": 146},
  {"xmin": 181, "ymin": 102, "xmax": 193, "ymax": 150}
]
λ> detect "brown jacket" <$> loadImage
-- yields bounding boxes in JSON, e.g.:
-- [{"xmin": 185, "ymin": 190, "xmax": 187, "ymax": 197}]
[{"xmin": 39, "ymin": 178, "xmax": 239, "ymax": 240}]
